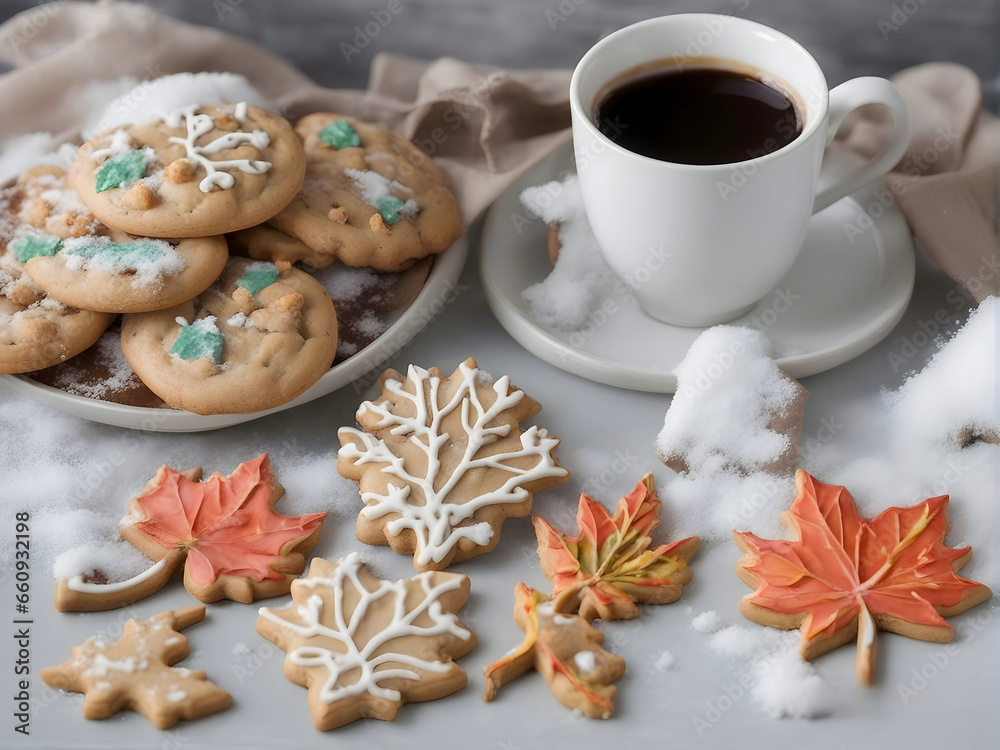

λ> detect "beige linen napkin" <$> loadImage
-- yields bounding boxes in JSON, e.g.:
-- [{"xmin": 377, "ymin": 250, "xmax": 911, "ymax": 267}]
[
  {"xmin": 837, "ymin": 63, "xmax": 1000, "ymax": 302},
  {"xmin": 0, "ymin": 1, "xmax": 571, "ymax": 223}
]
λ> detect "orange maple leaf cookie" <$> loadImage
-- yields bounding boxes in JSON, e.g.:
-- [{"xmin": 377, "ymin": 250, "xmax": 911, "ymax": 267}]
[
  {"xmin": 54, "ymin": 454, "xmax": 326, "ymax": 611},
  {"xmin": 256, "ymin": 552, "xmax": 477, "ymax": 730},
  {"xmin": 483, "ymin": 583, "xmax": 626, "ymax": 719},
  {"xmin": 338, "ymin": 357, "xmax": 569, "ymax": 571},
  {"xmin": 535, "ymin": 473, "xmax": 699, "ymax": 621},
  {"xmin": 733, "ymin": 469, "xmax": 993, "ymax": 684},
  {"xmin": 41, "ymin": 605, "xmax": 231, "ymax": 729}
]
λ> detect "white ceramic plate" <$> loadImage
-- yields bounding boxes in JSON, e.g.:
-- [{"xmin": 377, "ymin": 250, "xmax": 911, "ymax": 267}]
[
  {"xmin": 0, "ymin": 236, "xmax": 467, "ymax": 432},
  {"xmin": 480, "ymin": 146, "xmax": 915, "ymax": 392}
]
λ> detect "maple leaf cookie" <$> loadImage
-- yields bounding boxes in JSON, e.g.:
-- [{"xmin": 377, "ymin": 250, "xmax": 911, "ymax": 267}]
[
  {"xmin": 121, "ymin": 257, "xmax": 338, "ymax": 414},
  {"xmin": 734, "ymin": 470, "xmax": 992, "ymax": 685},
  {"xmin": 54, "ymin": 454, "xmax": 327, "ymax": 611},
  {"xmin": 41, "ymin": 605, "xmax": 231, "ymax": 729},
  {"xmin": 232, "ymin": 113, "xmax": 463, "ymax": 271},
  {"xmin": 256, "ymin": 552, "xmax": 476, "ymax": 730},
  {"xmin": 338, "ymin": 358, "xmax": 569, "ymax": 571},
  {"xmin": 483, "ymin": 583, "xmax": 626, "ymax": 719},
  {"xmin": 68, "ymin": 102, "xmax": 305, "ymax": 237},
  {"xmin": 535, "ymin": 474, "xmax": 699, "ymax": 621},
  {"xmin": 1, "ymin": 167, "xmax": 117, "ymax": 373}
]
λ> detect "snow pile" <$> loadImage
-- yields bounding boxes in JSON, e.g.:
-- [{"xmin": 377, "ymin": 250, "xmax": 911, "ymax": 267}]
[
  {"xmin": 657, "ymin": 327, "xmax": 805, "ymax": 542},
  {"xmin": 519, "ymin": 175, "xmax": 613, "ymax": 331}
]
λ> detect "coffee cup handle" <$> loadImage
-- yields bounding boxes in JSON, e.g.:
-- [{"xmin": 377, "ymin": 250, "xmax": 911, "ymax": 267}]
[{"xmin": 812, "ymin": 77, "xmax": 911, "ymax": 214}]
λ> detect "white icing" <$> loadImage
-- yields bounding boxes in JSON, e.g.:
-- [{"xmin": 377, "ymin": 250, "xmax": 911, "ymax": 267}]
[
  {"xmin": 164, "ymin": 103, "xmax": 271, "ymax": 192},
  {"xmin": 552, "ymin": 614, "xmax": 576, "ymax": 626},
  {"xmin": 338, "ymin": 363, "xmax": 568, "ymax": 566},
  {"xmin": 89, "ymin": 129, "xmax": 134, "ymax": 161},
  {"xmin": 860, "ymin": 606, "xmax": 875, "ymax": 647},
  {"xmin": 167, "ymin": 688, "xmax": 187, "ymax": 702},
  {"xmin": 573, "ymin": 650, "xmax": 596, "ymax": 673},
  {"xmin": 175, "ymin": 316, "xmax": 189, "ymax": 326},
  {"xmin": 258, "ymin": 552, "xmax": 471, "ymax": 705},
  {"xmin": 85, "ymin": 654, "xmax": 148, "ymax": 676},
  {"xmin": 66, "ymin": 558, "xmax": 167, "ymax": 594},
  {"xmin": 164, "ymin": 637, "xmax": 181, "ymax": 646},
  {"xmin": 95, "ymin": 681, "xmax": 112, "ymax": 690}
]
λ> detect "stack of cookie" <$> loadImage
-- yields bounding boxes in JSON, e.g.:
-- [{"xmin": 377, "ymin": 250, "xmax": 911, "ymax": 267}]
[{"xmin": 0, "ymin": 104, "xmax": 462, "ymax": 414}]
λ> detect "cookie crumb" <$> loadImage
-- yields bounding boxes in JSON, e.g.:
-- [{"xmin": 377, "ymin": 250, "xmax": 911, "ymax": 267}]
[
  {"xmin": 121, "ymin": 182, "xmax": 156, "ymax": 211},
  {"xmin": 62, "ymin": 211, "xmax": 96, "ymax": 237},
  {"xmin": 272, "ymin": 292, "xmax": 304, "ymax": 313},
  {"xmin": 25, "ymin": 198, "xmax": 53, "ymax": 228},
  {"xmin": 213, "ymin": 113, "xmax": 239, "ymax": 132},
  {"xmin": 163, "ymin": 159, "xmax": 195, "ymax": 184},
  {"xmin": 327, "ymin": 206, "xmax": 348, "ymax": 224},
  {"xmin": 232, "ymin": 286, "xmax": 256, "ymax": 315},
  {"xmin": 369, "ymin": 212, "xmax": 389, "ymax": 235},
  {"xmin": 273, "ymin": 260, "xmax": 292, "ymax": 274}
]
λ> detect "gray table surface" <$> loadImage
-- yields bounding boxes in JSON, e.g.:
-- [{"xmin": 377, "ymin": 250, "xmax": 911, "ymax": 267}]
[{"xmin": 0, "ymin": 1, "xmax": 998, "ymax": 748}]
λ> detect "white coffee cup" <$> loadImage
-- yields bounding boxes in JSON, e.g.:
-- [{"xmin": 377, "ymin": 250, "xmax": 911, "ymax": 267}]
[{"xmin": 570, "ymin": 14, "xmax": 912, "ymax": 327}]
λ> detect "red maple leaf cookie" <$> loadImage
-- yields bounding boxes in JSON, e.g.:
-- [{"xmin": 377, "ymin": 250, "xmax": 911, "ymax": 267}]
[{"xmin": 733, "ymin": 470, "xmax": 992, "ymax": 684}]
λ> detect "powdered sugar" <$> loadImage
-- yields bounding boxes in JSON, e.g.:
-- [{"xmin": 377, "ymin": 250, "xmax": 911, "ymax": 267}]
[
  {"xmin": 519, "ymin": 175, "xmax": 613, "ymax": 331},
  {"xmin": 88, "ymin": 72, "xmax": 269, "ymax": 132},
  {"xmin": 691, "ymin": 610, "xmax": 724, "ymax": 634},
  {"xmin": 43, "ymin": 331, "xmax": 139, "ymax": 400},
  {"xmin": 344, "ymin": 168, "xmax": 418, "ymax": 216},
  {"xmin": 653, "ymin": 650, "xmax": 676, "ymax": 671},
  {"xmin": 60, "ymin": 236, "xmax": 185, "ymax": 289},
  {"xmin": 692, "ymin": 612, "xmax": 836, "ymax": 719}
]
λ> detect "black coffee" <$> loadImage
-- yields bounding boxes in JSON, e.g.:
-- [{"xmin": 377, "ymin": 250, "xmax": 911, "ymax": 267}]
[{"xmin": 593, "ymin": 63, "xmax": 802, "ymax": 165}]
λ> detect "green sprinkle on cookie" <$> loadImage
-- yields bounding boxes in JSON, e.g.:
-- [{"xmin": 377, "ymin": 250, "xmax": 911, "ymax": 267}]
[
  {"xmin": 235, "ymin": 262, "xmax": 280, "ymax": 295},
  {"xmin": 10, "ymin": 234, "xmax": 63, "ymax": 263},
  {"xmin": 170, "ymin": 316, "xmax": 225, "ymax": 364},
  {"xmin": 376, "ymin": 195, "xmax": 405, "ymax": 225},
  {"xmin": 63, "ymin": 240, "xmax": 166, "ymax": 265},
  {"xmin": 318, "ymin": 119, "xmax": 361, "ymax": 149},
  {"xmin": 95, "ymin": 149, "xmax": 149, "ymax": 193}
]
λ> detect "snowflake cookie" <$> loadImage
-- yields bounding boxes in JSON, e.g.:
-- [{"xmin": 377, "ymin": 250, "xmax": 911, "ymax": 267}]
[
  {"xmin": 40, "ymin": 605, "xmax": 231, "ymax": 729},
  {"xmin": 256, "ymin": 553, "xmax": 476, "ymax": 730},
  {"xmin": 338, "ymin": 358, "xmax": 570, "ymax": 571},
  {"xmin": 232, "ymin": 113, "xmax": 463, "ymax": 272},
  {"xmin": 68, "ymin": 102, "xmax": 305, "ymax": 237}
]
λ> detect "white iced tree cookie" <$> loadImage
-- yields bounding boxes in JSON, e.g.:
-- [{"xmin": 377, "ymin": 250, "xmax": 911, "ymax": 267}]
[{"xmin": 338, "ymin": 357, "xmax": 569, "ymax": 571}]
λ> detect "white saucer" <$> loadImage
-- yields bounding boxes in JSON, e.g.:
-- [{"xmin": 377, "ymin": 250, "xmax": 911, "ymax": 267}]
[
  {"xmin": 480, "ymin": 145, "xmax": 914, "ymax": 392},
  {"xmin": 0, "ymin": 236, "xmax": 468, "ymax": 432}
]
